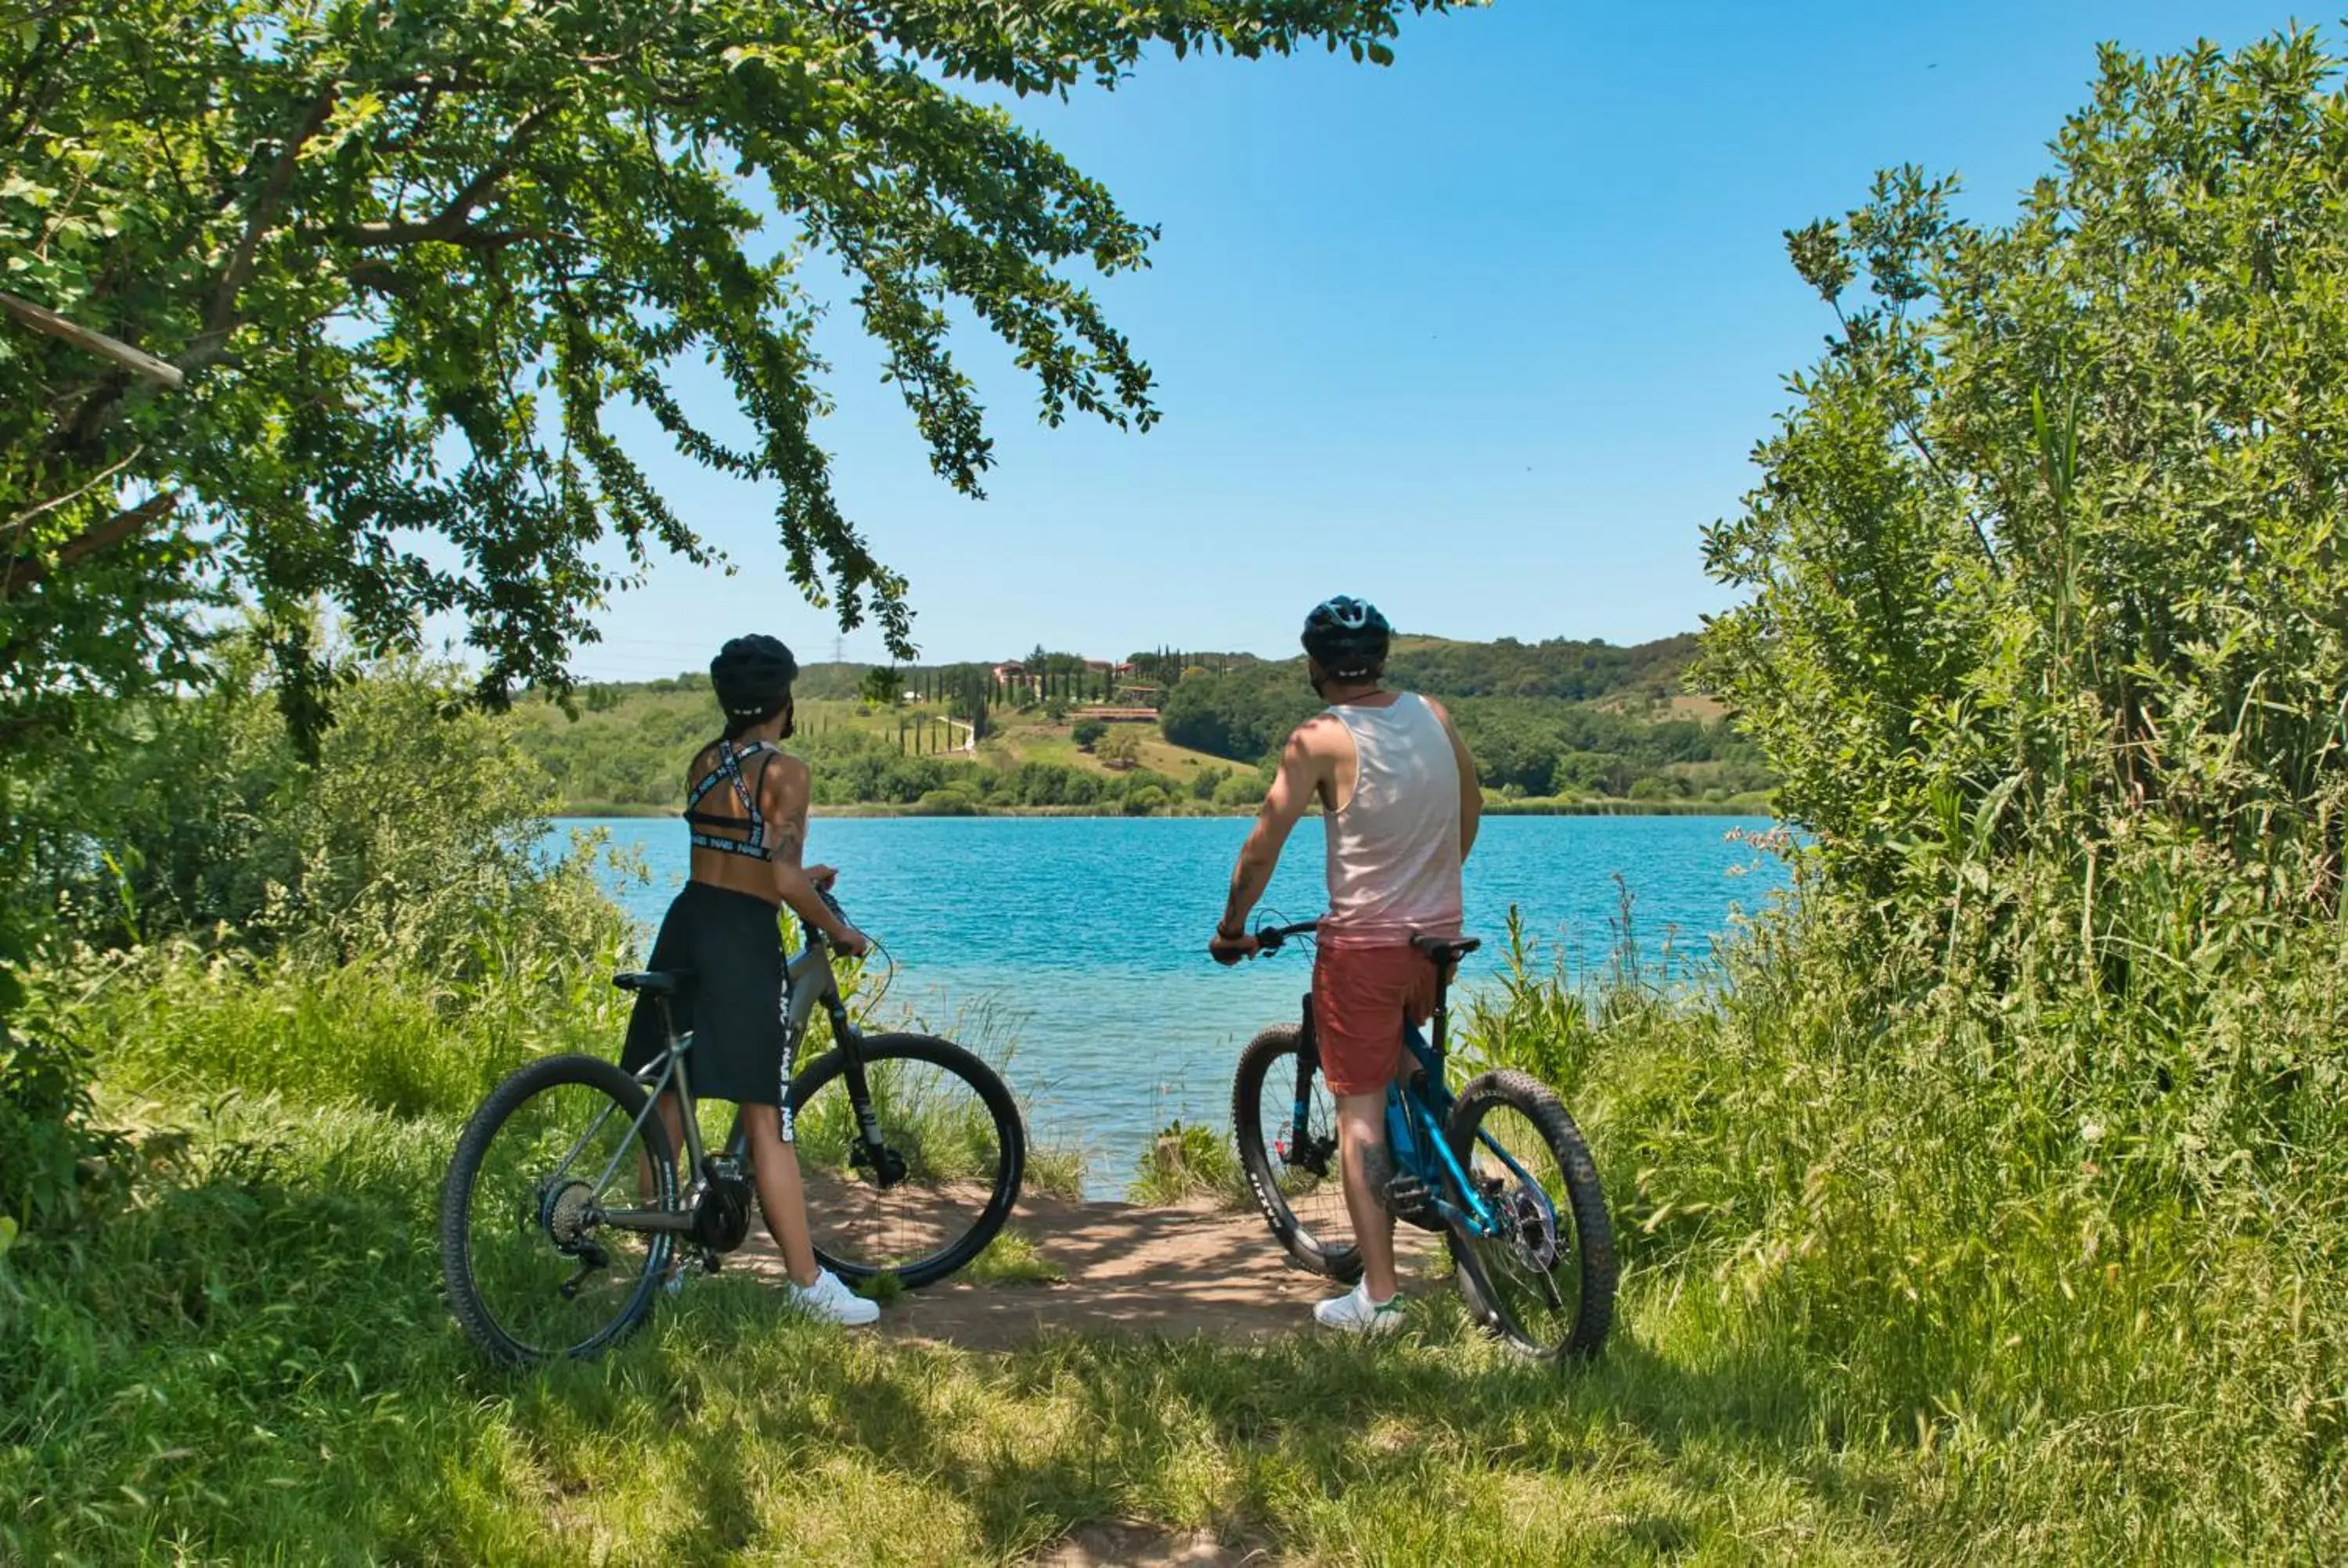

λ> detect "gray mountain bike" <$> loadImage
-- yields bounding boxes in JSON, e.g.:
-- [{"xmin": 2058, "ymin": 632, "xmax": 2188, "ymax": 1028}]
[{"xmin": 439, "ymin": 893, "xmax": 1025, "ymax": 1364}]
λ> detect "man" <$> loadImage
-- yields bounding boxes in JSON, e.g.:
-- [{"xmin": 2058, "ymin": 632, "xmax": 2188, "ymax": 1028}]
[{"xmin": 1209, "ymin": 596, "xmax": 1480, "ymax": 1332}]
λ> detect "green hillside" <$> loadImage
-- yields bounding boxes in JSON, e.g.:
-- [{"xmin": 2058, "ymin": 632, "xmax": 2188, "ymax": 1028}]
[{"xmin": 510, "ymin": 633, "xmax": 1769, "ymax": 816}]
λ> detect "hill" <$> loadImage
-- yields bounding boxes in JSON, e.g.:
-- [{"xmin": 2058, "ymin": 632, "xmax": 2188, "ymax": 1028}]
[{"xmin": 514, "ymin": 632, "xmax": 1769, "ymax": 815}]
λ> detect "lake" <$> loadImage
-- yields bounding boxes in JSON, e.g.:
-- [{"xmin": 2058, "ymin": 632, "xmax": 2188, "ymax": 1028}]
[{"xmin": 553, "ymin": 815, "xmax": 1788, "ymax": 1195}]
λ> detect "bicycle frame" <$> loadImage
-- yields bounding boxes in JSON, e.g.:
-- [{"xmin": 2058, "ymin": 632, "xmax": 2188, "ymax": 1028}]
[
  {"xmin": 596, "ymin": 924, "xmax": 880, "ymax": 1239},
  {"xmin": 1285, "ymin": 948, "xmax": 1556, "ymax": 1243}
]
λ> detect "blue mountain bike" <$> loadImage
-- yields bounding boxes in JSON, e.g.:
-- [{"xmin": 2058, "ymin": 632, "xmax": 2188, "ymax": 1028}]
[{"xmin": 1230, "ymin": 919, "xmax": 1615, "ymax": 1358}]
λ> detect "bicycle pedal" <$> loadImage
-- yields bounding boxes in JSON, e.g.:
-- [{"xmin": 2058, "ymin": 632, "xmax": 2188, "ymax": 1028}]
[{"xmin": 1383, "ymin": 1176, "xmax": 1431, "ymax": 1214}]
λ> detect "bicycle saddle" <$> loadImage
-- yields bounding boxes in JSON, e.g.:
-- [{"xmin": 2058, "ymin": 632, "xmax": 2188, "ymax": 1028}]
[
  {"xmin": 613, "ymin": 969, "xmax": 693, "ymax": 997},
  {"xmin": 1409, "ymin": 933, "xmax": 1481, "ymax": 966}
]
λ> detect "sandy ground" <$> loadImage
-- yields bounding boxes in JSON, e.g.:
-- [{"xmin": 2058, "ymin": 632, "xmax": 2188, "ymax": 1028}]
[{"xmin": 731, "ymin": 1190, "xmax": 1442, "ymax": 1353}]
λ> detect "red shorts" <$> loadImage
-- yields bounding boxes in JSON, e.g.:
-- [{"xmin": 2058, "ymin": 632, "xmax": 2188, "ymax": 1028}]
[{"xmin": 1312, "ymin": 940, "xmax": 1439, "ymax": 1096}]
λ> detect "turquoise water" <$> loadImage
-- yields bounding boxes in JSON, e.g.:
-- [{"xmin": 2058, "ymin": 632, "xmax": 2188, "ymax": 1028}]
[{"xmin": 554, "ymin": 815, "xmax": 1787, "ymax": 1193}]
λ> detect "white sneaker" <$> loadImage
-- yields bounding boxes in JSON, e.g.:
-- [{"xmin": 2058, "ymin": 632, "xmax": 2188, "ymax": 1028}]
[
  {"xmin": 1313, "ymin": 1279, "xmax": 1404, "ymax": 1336},
  {"xmin": 787, "ymin": 1267, "xmax": 880, "ymax": 1327}
]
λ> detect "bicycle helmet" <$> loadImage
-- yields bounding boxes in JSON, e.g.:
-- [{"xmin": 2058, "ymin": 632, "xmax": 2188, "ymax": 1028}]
[
  {"xmin": 710, "ymin": 634, "xmax": 798, "ymax": 720},
  {"xmin": 1300, "ymin": 595, "xmax": 1391, "ymax": 679}
]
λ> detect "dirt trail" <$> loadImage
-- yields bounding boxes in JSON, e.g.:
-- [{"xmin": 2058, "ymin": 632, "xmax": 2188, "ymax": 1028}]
[{"xmin": 734, "ymin": 1192, "xmax": 1441, "ymax": 1353}]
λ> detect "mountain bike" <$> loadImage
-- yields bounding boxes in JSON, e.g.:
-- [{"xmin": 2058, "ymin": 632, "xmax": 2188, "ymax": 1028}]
[
  {"xmin": 1228, "ymin": 919, "xmax": 1615, "ymax": 1358},
  {"xmin": 439, "ymin": 892, "xmax": 1025, "ymax": 1364}
]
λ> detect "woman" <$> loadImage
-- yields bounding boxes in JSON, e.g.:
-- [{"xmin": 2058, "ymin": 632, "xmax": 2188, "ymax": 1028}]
[{"xmin": 620, "ymin": 633, "xmax": 878, "ymax": 1325}]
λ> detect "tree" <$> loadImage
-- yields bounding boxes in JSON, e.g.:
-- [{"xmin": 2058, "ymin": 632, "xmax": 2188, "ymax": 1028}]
[
  {"xmin": 1071, "ymin": 718, "xmax": 1107, "ymax": 751},
  {"xmin": 0, "ymin": 1, "xmax": 1468, "ymax": 749},
  {"xmin": 1699, "ymin": 27, "xmax": 2348, "ymax": 920},
  {"xmin": 859, "ymin": 666, "xmax": 900, "ymax": 710},
  {"xmin": 1096, "ymin": 726, "xmax": 1142, "ymax": 769},
  {"xmin": 949, "ymin": 669, "xmax": 989, "ymax": 743}
]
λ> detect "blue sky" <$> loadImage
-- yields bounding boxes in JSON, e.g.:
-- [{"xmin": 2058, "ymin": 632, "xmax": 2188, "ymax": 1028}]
[{"xmin": 567, "ymin": 2, "xmax": 2321, "ymax": 681}]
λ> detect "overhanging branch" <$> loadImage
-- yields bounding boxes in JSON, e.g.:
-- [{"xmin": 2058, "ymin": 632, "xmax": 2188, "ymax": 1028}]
[
  {"xmin": 0, "ymin": 291, "xmax": 183, "ymax": 387},
  {"xmin": 0, "ymin": 489, "xmax": 182, "ymax": 600}
]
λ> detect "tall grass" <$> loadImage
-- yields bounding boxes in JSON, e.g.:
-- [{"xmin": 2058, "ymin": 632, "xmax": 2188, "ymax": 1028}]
[{"xmin": 1457, "ymin": 866, "xmax": 2348, "ymax": 1560}]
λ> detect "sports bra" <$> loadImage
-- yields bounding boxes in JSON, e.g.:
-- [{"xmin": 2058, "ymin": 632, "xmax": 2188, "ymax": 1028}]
[{"xmin": 682, "ymin": 739, "xmax": 779, "ymax": 859}]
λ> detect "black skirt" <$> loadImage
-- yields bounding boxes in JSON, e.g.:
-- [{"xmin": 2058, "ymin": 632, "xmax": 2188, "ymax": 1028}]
[{"xmin": 619, "ymin": 882, "xmax": 796, "ymax": 1107}]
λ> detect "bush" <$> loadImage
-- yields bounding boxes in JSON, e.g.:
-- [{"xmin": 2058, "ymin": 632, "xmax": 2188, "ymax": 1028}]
[
  {"xmin": 0, "ymin": 1012, "xmax": 123, "ymax": 1239},
  {"xmin": 913, "ymin": 787, "xmax": 979, "ymax": 816},
  {"xmin": 1071, "ymin": 719, "xmax": 1106, "ymax": 750},
  {"xmin": 1212, "ymin": 771, "xmax": 1262, "ymax": 811}
]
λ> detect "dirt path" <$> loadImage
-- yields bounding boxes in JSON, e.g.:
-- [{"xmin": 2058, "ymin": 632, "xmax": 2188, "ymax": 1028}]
[{"xmin": 734, "ymin": 1192, "xmax": 1442, "ymax": 1353}]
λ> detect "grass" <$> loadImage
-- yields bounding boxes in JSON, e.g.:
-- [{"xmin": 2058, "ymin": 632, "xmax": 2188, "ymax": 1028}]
[
  {"xmin": 1125, "ymin": 1119, "xmax": 1249, "ymax": 1208},
  {"xmin": 8, "ymin": 877, "xmax": 2343, "ymax": 1562},
  {"xmin": 960, "ymin": 1226, "xmax": 1067, "ymax": 1286},
  {"xmin": 0, "ymin": 1092, "xmax": 2059, "ymax": 1566}
]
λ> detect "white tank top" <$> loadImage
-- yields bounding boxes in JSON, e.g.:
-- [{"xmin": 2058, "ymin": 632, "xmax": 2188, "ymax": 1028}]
[{"xmin": 1320, "ymin": 692, "xmax": 1463, "ymax": 944}]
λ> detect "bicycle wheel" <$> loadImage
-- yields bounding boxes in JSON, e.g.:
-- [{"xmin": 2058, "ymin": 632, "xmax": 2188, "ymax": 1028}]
[
  {"xmin": 440, "ymin": 1052, "xmax": 678, "ymax": 1365},
  {"xmin": 1232, "ymin": 1025, "xmax": 1363, "ymax": 1283},
  {"xmin": 1442, "ymin": 1069, "xmax": 1615, "ymax": 1359},
  {"xmin": 787, "ymin": 1033, "xmax": 1024, "ymax": 1289}
]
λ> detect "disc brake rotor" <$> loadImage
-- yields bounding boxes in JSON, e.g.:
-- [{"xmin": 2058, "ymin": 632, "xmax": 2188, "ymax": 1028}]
[
  {"xmin": 1277, "ymin": 1131, "xmax": 1337, "ymax": 1177},
  {"xmin": 1504, "ymin": 1185, "xmax": 1560, "ymax": 1271}
]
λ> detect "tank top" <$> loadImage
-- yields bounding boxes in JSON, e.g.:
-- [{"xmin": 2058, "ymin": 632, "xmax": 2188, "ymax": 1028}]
[{"xmin": 1320, "ymin": 692, "xmax": 1464, "ymax": 945}]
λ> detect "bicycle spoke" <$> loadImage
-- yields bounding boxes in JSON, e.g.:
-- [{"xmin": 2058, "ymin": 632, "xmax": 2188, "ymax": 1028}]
[
  {"xmin": 1256, "ymin": 1052, "xmax": 1352, "ymax": 1250},
  {"xmin": 1453, "ymin": 1101, "xmax": 1580, "ymax": 1352},
  {"xmin": 459, "ymin": 1076, "xmax": 672, "ymax": 1359},
  {"xmin": 793, "ymin": 1045, "xmax": 1014, "ymax": 1281}
]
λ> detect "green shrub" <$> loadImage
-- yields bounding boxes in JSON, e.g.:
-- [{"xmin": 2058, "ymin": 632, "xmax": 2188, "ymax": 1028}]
[
  {"xmin": 1071, "ymin": 719, "xmax": 1107, "ymax": 750},
  {"xmin": 913, "ymin": 786, "xmax": 979, "ymax": 816}
]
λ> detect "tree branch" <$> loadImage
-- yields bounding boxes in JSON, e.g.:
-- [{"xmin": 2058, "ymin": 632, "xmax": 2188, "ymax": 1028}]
[
  {"xmin": 4, "ymin": 444, "xmax": 147, "ymax": 541},
  {"xmin": 208, "ymin": 86, "xmax": 341, "ymax": 333},
  {"xmin": 0, "ymin": 489, "xmax": 182, "ymax": 600},
  {"xmin": 344, "ymin": 105, "xmax": 550, "ymax": 249},
  {"xmin": 0, "ymin": 291, "xmax": 184, "ymax": 387}
]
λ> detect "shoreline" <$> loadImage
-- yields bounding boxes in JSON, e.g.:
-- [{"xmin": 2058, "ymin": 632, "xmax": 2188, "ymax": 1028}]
[{"xmin": 555, "ymin": 797, "xmax": 1776, "ymax": 822}]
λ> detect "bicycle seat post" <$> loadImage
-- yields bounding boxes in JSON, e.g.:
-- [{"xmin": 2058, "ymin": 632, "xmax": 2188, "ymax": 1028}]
[
  {"xmin": 1431, "ymin": 966, "xmax": 1449, "ymax": 1062},
  {"xmin": 1408, "ymin": 933, "xmax": 1482, "ymax": 1064}
]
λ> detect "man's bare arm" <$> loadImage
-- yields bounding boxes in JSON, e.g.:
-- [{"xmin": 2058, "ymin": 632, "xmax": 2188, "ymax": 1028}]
[
  {"xmin": 1424, "ymin": 696, "xmax": 1481, "ymax": 863},
  {"xmin": 765, "ymin": 761, "xmax": 865, "ymax": 951},
  {"xmin": 1219, "ymin": 722, "xmax": 1330, "ymax": 937}
]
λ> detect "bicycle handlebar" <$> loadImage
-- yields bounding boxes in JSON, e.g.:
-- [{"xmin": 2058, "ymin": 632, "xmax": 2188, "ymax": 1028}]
[
  {"xmin": 808, "ymin": 884, "xmax": 864, "ymax": 950},
  {"xmin": 1250, "ymin": 918, "xmax": 1321, "ymax": 954}
]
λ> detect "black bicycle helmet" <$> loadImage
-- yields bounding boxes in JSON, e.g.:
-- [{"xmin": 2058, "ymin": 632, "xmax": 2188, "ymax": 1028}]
[
  {"xmin": 1301, "ymin": 595, "xmax": 1391, "ymax": 679},
  {"xmin": 710, "ymin": 634, "xmax": 798, "ymax": 720}
]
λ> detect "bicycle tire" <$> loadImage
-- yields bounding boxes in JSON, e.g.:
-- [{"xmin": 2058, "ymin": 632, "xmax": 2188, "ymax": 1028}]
[
  {"xmin": 440, "ymin": 1052, "xmax": 678, "ymax": 1365},
  {"xmin": 786, "ymin": 1033, "xmax": 1024, "ymax": 1289},
  {"xmin": 1231, "ymin": 1025, "xmax": 1363, "ymax": 1284},
  {"xmin": 1442, "ymin": 1069, "xmax": 1615, "ymax": 1360}
]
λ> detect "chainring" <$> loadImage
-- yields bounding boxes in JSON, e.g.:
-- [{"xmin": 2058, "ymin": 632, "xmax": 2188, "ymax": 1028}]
[{"xmin": 692, "ymin": 1157, "xmax": 755, "ymax": 1252}]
